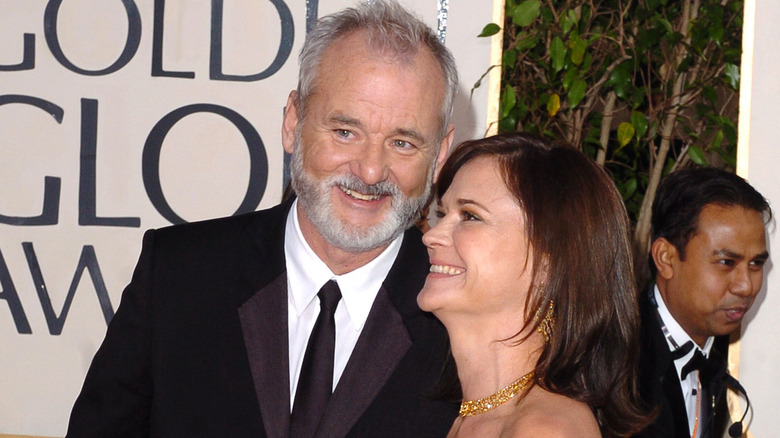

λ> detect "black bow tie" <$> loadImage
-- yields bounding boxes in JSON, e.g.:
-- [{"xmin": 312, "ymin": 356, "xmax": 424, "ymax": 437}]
[{"xmin": 674, "ymin": 341, "xmax": 718, "ymax": 382}]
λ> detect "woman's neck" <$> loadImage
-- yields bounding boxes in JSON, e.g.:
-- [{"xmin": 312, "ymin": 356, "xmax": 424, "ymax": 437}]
[{"xmin": 446, "ymin": 318, "xmax": 544, "ymax": 402}]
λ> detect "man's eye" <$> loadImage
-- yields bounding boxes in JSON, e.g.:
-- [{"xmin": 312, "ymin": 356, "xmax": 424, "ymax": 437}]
[
  {"xmin": 393, "ymin": 139, "xmax": 414, "ymax": 149},
  {"xmin": 718, "ymin": 259, "xmax": 735, "ymax": 267},
  {"xmin": 335, "ymin": 129, "xmax": 353, "ymax": 138},
  {"xmin": 750, "ymin": 259, "xmax": 766, "ymax": 268}
]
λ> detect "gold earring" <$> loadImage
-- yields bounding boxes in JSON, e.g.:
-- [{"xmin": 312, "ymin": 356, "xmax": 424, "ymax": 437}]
[{"xmin": 535, "ymin": 299, "xmax": 555, "ymax": 343}]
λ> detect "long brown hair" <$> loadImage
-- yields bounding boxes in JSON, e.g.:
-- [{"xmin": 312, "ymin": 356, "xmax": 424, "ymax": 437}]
[{"xmin": 436, "ymin": 132, "xmax": 649, "ymax": 437}]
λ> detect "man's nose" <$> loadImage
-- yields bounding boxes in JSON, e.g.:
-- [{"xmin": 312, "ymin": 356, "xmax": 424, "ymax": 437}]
[
  {"xmin": 351, "ymin": 141, "xmax": 390, "ymax": 186},
  {"xmin": 730, "ymin": 265, "xmax": 757, "ymax": 298}
]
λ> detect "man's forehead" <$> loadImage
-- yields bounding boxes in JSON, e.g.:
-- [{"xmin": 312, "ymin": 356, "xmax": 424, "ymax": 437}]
[
  {"xmin": 709, "ymin": 247, "xmax": 769, "ymax": 260},
  {"xmin": 689, "ymin": 203, "xmax": 768, "ymax": 251}
]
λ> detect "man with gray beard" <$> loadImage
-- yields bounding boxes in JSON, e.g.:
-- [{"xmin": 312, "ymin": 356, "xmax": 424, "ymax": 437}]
[{"xmin": 67, "ymin": 1, "xmax": 459, "ymax": 437}]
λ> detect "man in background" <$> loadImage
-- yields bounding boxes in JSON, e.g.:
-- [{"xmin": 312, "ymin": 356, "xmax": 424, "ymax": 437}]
[
  {"xmin": 637, "ymin": 167, "xmax": 770, "ymax": 438},
  {"xmin": 67, "ymin": 1, "xmax": 459, "ymax": 436}
]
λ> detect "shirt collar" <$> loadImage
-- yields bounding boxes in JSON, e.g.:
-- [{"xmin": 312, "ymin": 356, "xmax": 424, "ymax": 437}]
[
  {"xmin": 284, "ymin": 198, "xmax": 404, "ymax": 331},
  {"xmin": 654, "ymin": 285, "xmax": 715, "ymax": 359}
]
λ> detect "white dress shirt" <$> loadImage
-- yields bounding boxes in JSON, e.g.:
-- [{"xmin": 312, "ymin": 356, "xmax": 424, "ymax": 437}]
[
  {"xmin": 654, "ymin": 285, "xmax": 714, "ymax": 438},
  {"xmin": 284, "ymin": 199, "xmax": 403, "ymax": 410}
]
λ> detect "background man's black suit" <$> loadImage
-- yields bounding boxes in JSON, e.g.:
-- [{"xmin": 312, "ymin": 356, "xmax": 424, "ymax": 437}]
[
  {"xmin": 67, "ymin": 200, "xmax": 457, "ymax": 437},
  {"xmin": 636, "ymin": 289, "xmax": 730, "ymax": 438}
]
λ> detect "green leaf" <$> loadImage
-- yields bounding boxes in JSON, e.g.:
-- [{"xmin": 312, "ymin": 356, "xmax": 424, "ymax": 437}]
[
  {"xmin": 550, "ymin": 37, "xmax": 566, "ymax": 73},
  {"xmin": 636, "ymin": 27, "xmax": 664, "ymax": 53},
  {"xmin": 563, "ymin": 68, "xmax": 579, "ymax": 92},
  {"xmin": 622, "ymin": 178, "xmax": 638, "ymax": 200},
  {"xmin": 617, "ymin": 122, "xmax": 635, "ymax": 147},
  {"xmin": 631, "ymin": 111, "xmax": 649, "ymax": 140},
  {"xmin": 513, "ymin": 0, "xmax": 541, "ymax": 27},
  {"xmin": 724, "ymin": 63, "xmax": 740, "ymax": 90},
  {"xmin": 547, "ymin": 94, "xmax": 561, "ymax": 117},
  {"xmin": 709, "ymin": 25, "xmax": 724, "ymax": 46},
  {"xmin": 656, "ymin": 15, "xmax": 673, "ymax": 34},
  {"xmin": 561, "ymin": 9, "xmax": 578, "ymax": 35},
  {"xmin": 516, "ymin": 31, "xmax": 538, "ymax": 51},
  {"xmin": 607, "ymin": 62, "xmax": 631, "ymax": 100},
  {"xmin": 687, "ymin": 146, "xmax": 708, "ymax": 166},
  {"xmin": 677, "ymin": 56, "xmax": 694, "ymax": 73},
  {"xmin": 540, "ymin": 4, "xmax": 553, "ymax": 24},
  {"xmin": 710, "ymin": 130, "xmax": 724, "ymax": 151},
  {"xmin": 478, "ymin": 23, "xmax": 501, "ymax": 37},
  {"xmin": 570, "ymin": 36, "xmax": 587, "ymax": 65},
  {"xmin": 721, "ymin": 121, "xmax": 737, "ymax": 143},
  {"xmin": 568, "ymin": 9, "xmax": 579, "ymax": 32},
  {"xmin": 580, "ymin": 52, "xmax": 593, "ymax": 72},
  {"xmin": 702, "ymin": 86, "xmax": 717, "ymax": 104},
  {"xmin": 505, "ymin": 2, "xmax": 518, "ymax": 19},
  {"xmin": 568, "ymin": 80, "xmax": 587, "ymax": 108},
  {"xmin": 503, "ymin": 48, "xmax": 518, "ymax": 68},
  {"xmin": 502, "ymin": 84, "xmax": 517, "ymax": 118},
  {"xmin": 499, "ymin": 114, "xmax": 517, "ymax": 133},
  {"xmin": 717, "ymin": 148, "xmax": 737, "ymax": 169}
]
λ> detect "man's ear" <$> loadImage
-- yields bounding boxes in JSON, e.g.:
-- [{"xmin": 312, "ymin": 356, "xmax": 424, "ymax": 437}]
[
  {"xmin": 433, "ymin": 124, "xmax": 454, "ymax": 181},
  {"xmin": 651, "ymin": 237, "xmax": 678, "ymax": 280},
  {"xmin": 281, "ymin": 91, "xmax": 299, "ymax": 154}
]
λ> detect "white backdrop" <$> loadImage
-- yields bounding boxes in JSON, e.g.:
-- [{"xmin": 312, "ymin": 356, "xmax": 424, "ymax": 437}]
[
  {"xmin": 0, "ymin": 1, "xmax": 497, "ymax": 436},
  {"xmin": 738, "ymin": 0, "xmax": 780, "ymax": 436}
]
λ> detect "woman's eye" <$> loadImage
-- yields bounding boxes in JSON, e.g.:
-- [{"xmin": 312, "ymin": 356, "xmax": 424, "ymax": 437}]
[{"xmin": 462, "ymin": 211, "xmax": 481, "ymax": 221}]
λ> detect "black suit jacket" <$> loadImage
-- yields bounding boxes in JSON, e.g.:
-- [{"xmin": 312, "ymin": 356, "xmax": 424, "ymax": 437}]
[
  {"xmin": 67, "ymin": 200, "xmax": 457, "ymax": 437},
  {"xmin": 635, "ymin": 287, "xmax": 730, "ymax": 438}
]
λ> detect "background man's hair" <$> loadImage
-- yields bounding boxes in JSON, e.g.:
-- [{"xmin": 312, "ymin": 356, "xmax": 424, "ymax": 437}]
[{"xmin": 650, "ymin": 167, "xmax": 771, "ymax": 269}]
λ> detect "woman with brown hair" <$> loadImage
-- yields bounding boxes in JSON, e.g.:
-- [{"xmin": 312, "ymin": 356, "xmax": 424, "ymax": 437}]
[{"xmin": 418, "ymin": 132, "xmax": 650, "ymax": 437}]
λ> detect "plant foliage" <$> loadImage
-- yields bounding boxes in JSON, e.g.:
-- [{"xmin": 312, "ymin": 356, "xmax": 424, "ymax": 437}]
[{"xmin": 484, "ymin": 0, "xmax": 743, "ymax": 282}]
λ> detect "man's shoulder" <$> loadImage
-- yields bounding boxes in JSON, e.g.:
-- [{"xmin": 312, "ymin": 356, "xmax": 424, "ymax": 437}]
[
  {"xmin": 151, "ymin": 201, "xmax": 290, "ymax": 242},
  {"xmin": 637, "ymin": 286, "xmax": 662, "ymax": 340},
  {"xmin": 386, "ymin": 226, "xmax": 428, "ymax": 287},
  {"xmin": 636, "ymin": 285, "xmax": 674, "ymax": 384}
]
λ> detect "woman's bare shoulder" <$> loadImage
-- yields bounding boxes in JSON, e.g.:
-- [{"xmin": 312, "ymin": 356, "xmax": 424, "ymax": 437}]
[{"xmin": 506, "ymin": 388, "xmax": 601, "ymax": 438}]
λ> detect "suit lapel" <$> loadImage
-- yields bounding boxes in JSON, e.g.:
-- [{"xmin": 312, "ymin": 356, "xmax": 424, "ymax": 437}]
[
  {"xmin": 315, "ymin": 286, "xmax": 411, "ymax": 438},
  {"xmin": 641, "ymin": 287, "xmax": 695, "ymax": 438},
  {"xmin": 661, "ymin": 362, "xmax": 690, "ymax": 438},
  {"xmin": 236, "ymin": 200, "xmax": 294, "ymax": 438},
  {"xmin": 235, "ymin": 209, "xmax": 428, "ymax": 438},
  {"xmin": 238, "ymin": 273, "xmax": 291, "ymax": 438}
]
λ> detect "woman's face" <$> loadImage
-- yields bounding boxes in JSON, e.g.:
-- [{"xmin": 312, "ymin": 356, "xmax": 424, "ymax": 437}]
[{"xmin": 418, "ymin": 156, "xmax": 534, "ymax": 326}]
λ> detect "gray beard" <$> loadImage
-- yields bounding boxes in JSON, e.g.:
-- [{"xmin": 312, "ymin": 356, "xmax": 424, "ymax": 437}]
[{"xmin": 289, "ymin": 135, "xmax": 434, "ymax": 253}]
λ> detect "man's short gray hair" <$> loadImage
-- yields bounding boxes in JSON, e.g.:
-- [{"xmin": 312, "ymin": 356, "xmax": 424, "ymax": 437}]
[{"xmin": 295, "ymin": 0, "xmax": 458, "ymax": 141}]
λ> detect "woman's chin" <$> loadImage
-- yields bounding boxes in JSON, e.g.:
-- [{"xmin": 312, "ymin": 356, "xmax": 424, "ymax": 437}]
[
  {"xmin": 416, "ymin": 286, "xmax": 437, "ymax": 313},
  {"xmin": 417, "ymin": 282, "xmax": 456, "ymax": 314}
]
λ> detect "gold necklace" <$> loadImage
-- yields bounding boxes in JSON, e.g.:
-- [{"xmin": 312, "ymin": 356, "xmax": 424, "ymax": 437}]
[{"xmin": 459, "ymin": 371, "xmax": 535, "ymax": 417}]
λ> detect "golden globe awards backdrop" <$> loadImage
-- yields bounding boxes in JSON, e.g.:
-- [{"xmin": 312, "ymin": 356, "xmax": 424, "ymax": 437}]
[{"xmin": 0, "ymin": 0, "xmax": 497, "ymax": 435}]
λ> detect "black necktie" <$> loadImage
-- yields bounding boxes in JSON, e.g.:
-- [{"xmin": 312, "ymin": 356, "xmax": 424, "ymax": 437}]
[{"xmin": 290, "ymin": 280, "xmax": 342, "ymax": 438}]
